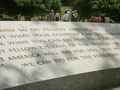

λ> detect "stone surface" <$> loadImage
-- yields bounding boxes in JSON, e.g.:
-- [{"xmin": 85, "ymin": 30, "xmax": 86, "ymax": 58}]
[{"xmin": 0, "ymin": 22, "xmax": 120, "ymax": 90}]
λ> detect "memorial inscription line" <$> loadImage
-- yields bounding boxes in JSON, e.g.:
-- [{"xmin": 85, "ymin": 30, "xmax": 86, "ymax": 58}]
[
  {"xmin": 1, "ymin": 45, "xmax": 119, "ymax": 67},
  {"xmin": 0, "ymin": 26, "xmax": 120, "ymax": 68}
]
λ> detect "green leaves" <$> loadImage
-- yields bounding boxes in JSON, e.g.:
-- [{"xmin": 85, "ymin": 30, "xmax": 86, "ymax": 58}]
[
  {"xmin": 49, "ymin": 0, "xmax": 62, "ymax": 12},
  {"xmin": 73, "ymin": 0, "xmax": 120, "ymax": 22},
  {"xmin": 91, "ymin": 0, "xmax": 120, "ymax": 22},
  {"xmin": 73, "ymin": 0, "xmax": 92, "ymax": 18}
]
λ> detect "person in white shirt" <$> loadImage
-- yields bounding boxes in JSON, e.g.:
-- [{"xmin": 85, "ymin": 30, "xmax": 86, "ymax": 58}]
[
  {"xmin": 66, "ymin": 9, "xmax": 71, "ymax": 20},
  {"xmin": 63, "ymin": 11, "xmax": 69, "ymax": 22},
  {"xmin": 49, "ymin": 10, "xmax": 54, "ymax": 21},
  {"xmin": 55, "ymin": 10, "xmax": 60, "ymax": 21}
]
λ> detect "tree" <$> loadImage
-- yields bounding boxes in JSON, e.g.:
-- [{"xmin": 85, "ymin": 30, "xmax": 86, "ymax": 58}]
[
  {"xmin": 49, "ymin": 0, "xmax": 62, "ymax": 13},
  {"xmin": 0, "ymin": 0, "xmax": 62, "ymax": 21},
  {"xmin": 61, "ymin": 0, "xmax": 74, "ymax": 6},
  {"xmin": 15, "ymin": 0, "xmax": 47, "ymax": 20},
  {"xmin": 91, "ymin": 0, "xmax": 120, "ymax": 22},
  {"xmin": 73, "ymin": 0, "xmax": 120, "ymax": 22},
  {"xmin": 73, "ymin": 0, "xmax": 92, "ymax": 20},
  {"xmin": 0, "ymin": 0, "xmax": 19, "ymax": 19}
]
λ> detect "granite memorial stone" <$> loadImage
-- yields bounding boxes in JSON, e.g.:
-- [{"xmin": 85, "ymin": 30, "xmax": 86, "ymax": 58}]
[{"xmin": 0, "ymin": 22, "xmax": 120, "ymax": 90}]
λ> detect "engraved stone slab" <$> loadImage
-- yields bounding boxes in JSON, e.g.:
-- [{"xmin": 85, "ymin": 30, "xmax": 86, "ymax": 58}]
[{"xmin": 0, "ymin": 22, "xmax": 120, "ymax": 89}]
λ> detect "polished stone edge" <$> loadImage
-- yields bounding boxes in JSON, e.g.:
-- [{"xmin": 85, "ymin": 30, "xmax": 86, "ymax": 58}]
[{"xmin": 4, "ymin": 68, "xmax": 120, "ymax": 90}]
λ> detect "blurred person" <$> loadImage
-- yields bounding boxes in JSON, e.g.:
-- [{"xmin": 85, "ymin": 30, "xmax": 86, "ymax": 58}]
[
  {"xmin": 101, "ymin": 14, "xmax": 105, "ymax": 23},
  {"xmin": 49, "ymin": 10, "xmax": 54, "ymax": 21},
  {"xmin": 71, "ymin": 10, "xmax": 75, "ymax": 22},
  {"xmin": 66, "ymin": 9, "xmax": 71, "ymax": 21},
  {"xmin": 91, "ymin": 13, "xmax": 97, "ymax": 22},
  {"xmin": 63, "ymin": 11, "xmax": 69, "ymax": 22},
  {"xmin": 75, "ymin": 10, "xmax": 78, "ymax": 22},
  {"xmin": 96, "ymin": 14, "xmax": 101, "ymax": 23},
  {"xmin": 55, "ymin": 10, "xmax": 60, "ymax": 21}
]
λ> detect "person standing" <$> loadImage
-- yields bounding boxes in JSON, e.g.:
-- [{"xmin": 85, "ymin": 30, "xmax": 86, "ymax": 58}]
[
  {"xmin": 96, "ymin": 14, "xmax": 101, "ymax": 23},
  {"xmin": 49, "ymin": 10, "xmax": 54, "ymax": 21},
  {"xmin": 75, "ymin": 10, "xmax": 78, "ymax": 22},
  {"xmin": 66, "ymin": 9, "xmax": 71, "ymax": 21},
  {"xmin": 105, "ymin": 15, "xmax": 110, "ymax": 23},
  {"xmin": 63, "ymin": 11, "xmax": 69, "ymax": 22},
  {"xmin": 55, "ymin": 10, "xmax": 60, "ymax": 21},
  {"xmin": 91, "ymin": 13, "xmax": 97, "ymax": 22},
  {"xmin": 71, "ymin": 10, "xmax": 75, "ymax": 22},
  {"xmin": 101, "ymin": 14, "xmax": 105, "ymax": 23}
]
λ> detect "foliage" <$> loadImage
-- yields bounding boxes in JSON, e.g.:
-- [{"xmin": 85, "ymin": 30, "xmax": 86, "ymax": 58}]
[
  {"xmin": 73, "ymin": 0, "xmax": 92, "ymax": 19},
  {"xmin": 91, "ymin": 0, "xmax": 120, "ymax": 22},
  {"xmin": 49, "ymin": 0, "xmax": 62, "ymax": 13},
  {"xmin": 73, "ymin": 0, "xmax": 120, "ymax": 22},
  {"xmin": 0, "ymin": 0, "xmax": 120, "ymax": 22},
  {"xmin": 0, "ymin": 0, "xmax": 18, "ymax": 16},
  {"xmin": 0, "ymin": 0, "xmax": 61, "ymax": 21},
  {"xmin": 61, "ymin": 0, "xmax": 74, "ymax": 6},
  {"xmin": 61, "ymin": 6, "xmax": 72, "ymax": 16}
]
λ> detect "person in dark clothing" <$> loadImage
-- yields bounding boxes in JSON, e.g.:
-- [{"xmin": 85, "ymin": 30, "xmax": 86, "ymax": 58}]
[
  {"xmin": 71, "ymin": 10, "xmax": 75, "ymax": 22},
  {"xmin": 101, "ymin": 14, "xmax": 105, "ymax": 23}
]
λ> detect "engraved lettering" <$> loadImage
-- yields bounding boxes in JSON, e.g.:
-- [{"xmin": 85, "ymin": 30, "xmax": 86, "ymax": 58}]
[
  {"xmin": 9, "ymin": 47, "xmax": 36, "ymax": 52},
  {"xmin": 48, "ymin": 39, "xmax": 61, "ymax": 42},
  {"xmin": 0, "ymin": 42, "xmax": 5, "ymax": 46},
  {"xmin": 0, "ymin": 29, "xmax": 15, "ymax": 32},
  {"xmin": 63, "ymin": 38, "xmax": 72, "ymax": 42},
  {"xmin": 37, "ymin": 60, "xmax": 52, "ymax": 65},
  {"xmin": 9, "ymin": 34, "xmax": 30, "ymax": 38},
  {"xmin": 29, "ymin": 27, "xmax": 41, "ymax": 31},
  {"xmin": 93, "ymin": 53, "xmax": 119, "ymax": 58},
  {"xmin": 42, "ymin": 51, "xmax": 60, "ymax": 56},
  {"xmin": 114, "ymin": 42, "xmax": 120, "ymax": 46},
  {"xmin": 7, "ymin": 40, "xmax": 29, "ymax": 45},
  {"xmin": 43, "ymin": 28, "xmax": 66, "ymax": 31},
  {"xmin": 8, "ymin": 54, "xmax": 41, "ymax": 60},
  {"xmin": 73, "ymin": 49, "xmax": 85, "ymax": 53},
  {"xmin": 86, "ymin": 49, "xmax": 98, "ymax": 52},
  {"xmin": 94, "ymin": 33, "xmax": 103, "ymax": 35},
  {"xmin": 78, "ymin": 43, "xmax": 89, "ymax": 46},
  {"xmin": 0, "ymin": 35, "xmax": 6, "ymax": 39},
  {"xmin": 31, "ymin": 40, "xmax": 46, "ymax": 43},
  {"xmin": 91, "ymin": 42, "xmax": 110, "ymax": 46},
  {"xmin": 54, "ymin": 58, "xmax": 65, "ymax": 63},
  {"xmin": 39, "ymin": 44, "xmax": 67, "ymax": 49},
  {"xmin": 100, "ymin": 48, "xmax": 112, "ymax": 51},
  {"xmin": 32, "ymin": 34, "xmax": 51, "ymax": 37},
  {"xmin": 0, "ymin": 50, "xmax": 5, "ymax": 54},
  {"xmin": 61, "ymin": 50, "xmax": 71, "ymax": 54},
  {"xmin": 21, "ymin": 62, "xmax": 35, "ymax": 67},
  {"xmin": 67, "ymin": 57, "xmax": 80, "ymax": 61},
  {"xmin": 74, "ymin": 38, "xmax": 85, "ymax": 41},
  {"xmin": 0, "ymin": 58, "xmax": 4, "ymax": 62},
  {"xmin": 68, "ymin": 44, "xmax": 76, "ymax": 47},
  {"xmin": 52, "ymin": 33, "xmax": 79, "ymax": 36},
  {"xmin": 80, "ymin": 55, "xmax": 92, "ymax": 59}
]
